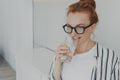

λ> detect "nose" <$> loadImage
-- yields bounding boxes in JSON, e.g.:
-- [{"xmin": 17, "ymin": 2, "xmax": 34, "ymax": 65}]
[{"xmin": 70, "ymin": 30, "xmax": 77, "ymax": 37}]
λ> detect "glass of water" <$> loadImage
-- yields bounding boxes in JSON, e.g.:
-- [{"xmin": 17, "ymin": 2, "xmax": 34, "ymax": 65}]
[{"xmin": 60, "ymin": 36, "xmax": 75, "ymax": 62}]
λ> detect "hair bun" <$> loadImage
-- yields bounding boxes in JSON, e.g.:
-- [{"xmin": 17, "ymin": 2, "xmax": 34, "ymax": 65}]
[{"xmin": 79, "ymin": 0, "xmax": 96, "ymax": 9}]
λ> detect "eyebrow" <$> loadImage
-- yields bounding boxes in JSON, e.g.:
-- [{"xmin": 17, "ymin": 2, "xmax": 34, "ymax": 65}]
[{"xmin": 67, "ymin": 23, "xmax": 85, "ymax": 27}]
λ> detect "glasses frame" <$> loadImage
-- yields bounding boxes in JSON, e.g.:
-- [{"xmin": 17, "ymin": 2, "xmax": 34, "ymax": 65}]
[{"xmin": 63, "ymin": 23, "xmax": 94, "ymax": 34}]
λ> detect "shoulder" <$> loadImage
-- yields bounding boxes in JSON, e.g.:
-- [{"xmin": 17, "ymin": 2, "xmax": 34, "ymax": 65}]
[
  {"xmin": 97, "ymin": 43, "xmax": 119, "ymax": 64},
  {"xmin": 97, "ymin": 43, "xmax": 119, "ymax": 57}
]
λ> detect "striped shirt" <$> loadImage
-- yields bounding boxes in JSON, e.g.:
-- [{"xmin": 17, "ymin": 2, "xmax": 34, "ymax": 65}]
[{"xmin": 48, "ymin": 43, "xmax": 120, "ymax": 80}]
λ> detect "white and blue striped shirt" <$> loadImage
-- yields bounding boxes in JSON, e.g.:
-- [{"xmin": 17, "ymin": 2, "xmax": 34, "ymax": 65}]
[{"xmin": 49, "ymin": 43, "xmax": 120, "ymax": 80}]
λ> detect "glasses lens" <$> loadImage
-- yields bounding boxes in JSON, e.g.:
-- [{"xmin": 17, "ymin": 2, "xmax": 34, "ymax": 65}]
[
  {"xmin": 64, "ymin": 26, "xmax": 72, "ymax": 33},
  {"xmin": 75, "ymin": 27, "xmax": 84, "ymax": 34}
]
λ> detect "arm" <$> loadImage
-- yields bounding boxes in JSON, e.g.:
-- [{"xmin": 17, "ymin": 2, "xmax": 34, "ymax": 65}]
[
  {"xmin": 49, "ymin": 44, "xmax": 70, "ymax": 80},
  {"xmin": 48, "ymin": 58, "xmax": 62, "ymax": 80},
  {"xmin": 53, "ymin": 58, "xmax": 63, "ymax": 80}
]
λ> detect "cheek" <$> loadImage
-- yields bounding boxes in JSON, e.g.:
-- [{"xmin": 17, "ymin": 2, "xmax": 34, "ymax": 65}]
[{"xmin": 80, "ymin": 30, "xmax": 91, "ymax": 39}]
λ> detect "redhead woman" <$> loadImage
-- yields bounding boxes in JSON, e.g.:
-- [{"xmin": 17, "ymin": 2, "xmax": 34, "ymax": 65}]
[{"xmin": 49, "ymin": 0, "xmax": 120, "ymax": 80}]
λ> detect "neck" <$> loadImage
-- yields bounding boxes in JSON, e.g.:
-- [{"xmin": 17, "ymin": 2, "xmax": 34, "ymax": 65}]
[{"xmin": 74, "ymin": 39, "xmax": 95, "ymax": 55}]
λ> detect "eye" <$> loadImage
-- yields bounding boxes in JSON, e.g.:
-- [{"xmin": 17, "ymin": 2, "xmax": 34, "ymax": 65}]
[
  {"xmin": 75, "ymin": 26, "xmax": 84, "ymax": 33},
  {"xmin": 63, "ymin": 24, "xmax": 72, "ymax": 33},
  {"xmin": 65, "ymin": 25, "xmax": 72, "ymax": 32}
]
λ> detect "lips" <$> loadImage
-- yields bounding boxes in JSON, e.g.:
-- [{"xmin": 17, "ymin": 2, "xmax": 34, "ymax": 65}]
[
  {"xmin": 71, "ymin": 37, "xmax": 76, "ymax": 40},
  {"xmin": 78, "ymin": 37, "xmax": 81, "ymax": 39},
  {"xmin": 72, "ymin": 37, "xmax": 81, "ymax": 40}
]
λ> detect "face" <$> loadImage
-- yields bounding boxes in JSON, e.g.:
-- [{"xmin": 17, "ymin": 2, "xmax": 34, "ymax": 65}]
[{"xmin": 66, "ymin": 12, "xmax": 96, "ymax": 46}]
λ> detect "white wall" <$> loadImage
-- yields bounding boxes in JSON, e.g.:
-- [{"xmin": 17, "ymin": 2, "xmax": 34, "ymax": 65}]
[
  {"xmin": 0, "ymin": 2, "xmax": 3, "ymax": 55},
  {"xmin": 0, "ymin": 0, "xmax": 33, "ymax": 72},
  {"xmin": 34, "ymin": 0, "xmax": 120, "ymax": 56},
  {"xmin": 95, "ymin": 0, "xmax": 120, "ymax": 56},
  {"xmin": 0, "ymin": 24, "xmax": 1, "ymax": 52},
  {"xmin": 0, "ymin": 21, "xmax": 2, "ymax": 55}
]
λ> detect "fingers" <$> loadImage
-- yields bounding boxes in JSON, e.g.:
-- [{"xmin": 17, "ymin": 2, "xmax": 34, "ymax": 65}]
[
  {"xmin": 55, "ymin": 43, "xmax": 70, "ymax": 61},
  {"xmin": 57, "ymin": 44, "xmax": 69, "ymax": 52},
  {"xmin": 57, "ymin": 44, "xmax": 69, "ymax": 54},
  {"xmin": 57, "ymin": 51, "xmax": 68, "ymax": 55}
]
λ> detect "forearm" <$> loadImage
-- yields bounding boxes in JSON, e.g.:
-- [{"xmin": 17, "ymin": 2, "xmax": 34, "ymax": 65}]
[{"xmin": 53, "ymin": 60, "xmax": 62, "ymax": 80}]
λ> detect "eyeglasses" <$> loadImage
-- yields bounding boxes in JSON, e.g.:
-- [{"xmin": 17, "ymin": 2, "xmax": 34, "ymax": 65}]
[{"xmin": 63, "ymin": 23, "xmax": 93, "ymax": 34}]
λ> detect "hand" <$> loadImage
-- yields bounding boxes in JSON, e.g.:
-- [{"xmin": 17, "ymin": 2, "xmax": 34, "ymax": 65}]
[{"xmin": 56, "ymin": 43, "xmax": 70, "ymax": 63}]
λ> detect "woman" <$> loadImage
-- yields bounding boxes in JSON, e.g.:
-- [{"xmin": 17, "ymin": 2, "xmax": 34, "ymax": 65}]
[{"xmin": 49, "ymin": 0, "xmax": 120, "ymax": 80}]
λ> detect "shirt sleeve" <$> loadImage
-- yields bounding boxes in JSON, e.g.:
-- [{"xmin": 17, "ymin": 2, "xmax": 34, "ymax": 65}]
[
  {"xmin": 111, "ymin": 54, "xmax": 120, "ymax": 80},
  {"xmin": 48, "ymin": 58, "xmax": 56, "ymax": 80},
  {"xmin": 48, "ymin": 57, "xmax": 63, "ymax": 80}
]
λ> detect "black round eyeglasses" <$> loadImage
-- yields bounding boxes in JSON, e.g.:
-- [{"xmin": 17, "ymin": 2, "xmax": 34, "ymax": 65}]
[{"xmin": 63, "ymin": 23, "xmax": 93, "ymax": 34}]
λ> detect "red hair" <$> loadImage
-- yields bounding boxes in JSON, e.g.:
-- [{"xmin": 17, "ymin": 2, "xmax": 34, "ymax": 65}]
[{"xmin": 67, "ymin": 0, "xmax": 98, "ymax": 24}]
